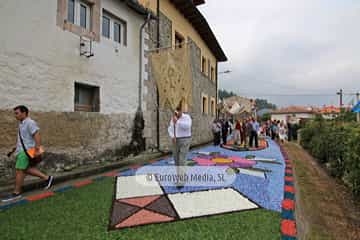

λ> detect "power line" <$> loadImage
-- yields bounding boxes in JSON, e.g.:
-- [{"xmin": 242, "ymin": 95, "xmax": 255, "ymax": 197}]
[
  {"xmin": 222, "ymin": 91, "xmax": 359, "ymax": 97},
  {"xmin": 237, "ymin": 93, "xmax": 336, "ymax": 97},
  {"xmin": 337, "ymin": 89, "xmax": 343, "ymax": 107}
]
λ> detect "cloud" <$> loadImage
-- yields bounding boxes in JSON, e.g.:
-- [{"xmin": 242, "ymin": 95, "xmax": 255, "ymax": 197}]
[{"xmin": 198, "ymin": 0, "xmax": 360, "ymax": 106}]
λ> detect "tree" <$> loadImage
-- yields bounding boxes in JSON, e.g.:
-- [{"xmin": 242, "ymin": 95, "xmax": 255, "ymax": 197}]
[
  {"xmin": 255, "ymin": 99, "xmax": 277, "ymax": 110},
  {"xmin": 261, "ymin": 112, "xmax": 271, "ymax": 122},
  {"xmin": 218, "ymin": 89, "xmax": 277, "ymax": 110},
  {"xmin": 218, "ymin": 89, "xmax": 236, "ymax": 100}
]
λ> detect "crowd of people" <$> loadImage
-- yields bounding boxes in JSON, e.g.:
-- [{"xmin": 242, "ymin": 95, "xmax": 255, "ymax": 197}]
[
  {"xmin": 212, "ymin": 117, "xmax": 293, "ymax": 146},
  {"xmin": 265, "ymin": 120, "xmax": 289, "ymax": 143},
  {"xmin": 212, "ymin": 117, "xmax": 261, "ymax": 147}
]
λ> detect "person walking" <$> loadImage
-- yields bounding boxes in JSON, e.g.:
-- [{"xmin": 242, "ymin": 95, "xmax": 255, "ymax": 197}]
[
  {"xmin": 228, "ymin": 119, "xmax": 234, "ymax": 136},
  {"xmin": 266, "ymin": 120, "xmax": 272, "ymax": 137},
  {"xmin": 287, "ymin": 121, "xmax": 292, "ymax": 141},
  {"xmin": 212, "ymin": 119, "xmax": 221, "ymax": 146},
  {"xmin": 168, "ymin": 104, "xmax": 192, "ymax": 189},
  {"xmin": 271, "ymin": 120, "xmax": 276, "ymax": 140},
  {"xmin": 246, "ymin": 118, "xmax": 253, "ymax": 147},
  {"xmin": 221, "ymin": 119, "xmax": 229, "ymax": 145},
  {"xmin": 279, "ymin": 121, "xmax": 287, "ymax": 144},
  {"xmin": 234, "ymin": 120, "xmax": 241, "ymax": 145},
  {"xmin": 2, "ymin": 105, "xmax": 54, "ymax": 202},
  {"xmin": 241, "ymin": 120, "xmax": 247, "ymax": 146},
  {"xmin": 249, "ymin": 117, "xmax": 259, "ymax": 148}
]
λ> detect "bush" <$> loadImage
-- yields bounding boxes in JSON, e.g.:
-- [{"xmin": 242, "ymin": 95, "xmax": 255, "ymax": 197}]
[
  {"xmin": 344, "ymin": 125, "xmax": 360, "ymax": 196},
  {"xmin": 300, "ymin": 120, "xmax": 321, "ymax": 150},
  {"xmin": 326, "ymin": 125, "xmax": 349, "ymax": 177},
  {"xmin": 335, "ymin": 110, "xmax": 357, "ymax": 122},
  {"xmin": 300, "ymin": 119, "xmax": 360, "ymax": 196}
]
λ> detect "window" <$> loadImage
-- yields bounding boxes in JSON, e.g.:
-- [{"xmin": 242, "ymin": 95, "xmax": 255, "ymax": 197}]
[
  {"xmin": 67, "ymin": 0, "xmax": 91, "ymax": 30},
  {"xmin": 210, "ymin": 98, "xmax": 216, "ymax": 116},
  {"xmin": 102, "ymin": 16, "xmax": 110, "ymax": 38},
  {"xmin": 202, "ymin": 57, "xmax": 206, "ymax": 74},
  {"xmin": 102, "ymin": 11, "xmax": 127, "ymax": 45},
  {"xmin": 114, "ymin": 22, "xmax": 121, "ymax": 43},
  {"xmin": 208, "ymin": 59, "xmax": 211, "ymax": 78},
  {"xmin": 58, "ymin": 0, "xmax": 100, "ymax": 41},
  {"xmin": 67, "ymin": 0, "xmax": 75, "ymax": 24},
  {"xmin": 202, "ymin": 94, "xmax": 208, "ymax": 114},
  {"xmin": 80, "ymin": 4, "xmax": 87, "ymax": 28},
  {"xmin": 74, "ymin": 83, "xmax": 100, "ymax": 112},
  {"xmin": 211, "ymin": 67, "xmax": 214, "ymax": 81},
  {"xmin": 175, "ymin": 32, "xmax": 184, "ymax": 49}
]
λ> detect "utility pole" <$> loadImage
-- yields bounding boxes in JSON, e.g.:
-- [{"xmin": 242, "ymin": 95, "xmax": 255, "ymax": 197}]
[
  {"xmin": 356, "ymin": 92, "xmax": 360, "ymax": 122},
  {"xmin": 337, "ymin": 89, "xmax": 343, "ymax": 108}
]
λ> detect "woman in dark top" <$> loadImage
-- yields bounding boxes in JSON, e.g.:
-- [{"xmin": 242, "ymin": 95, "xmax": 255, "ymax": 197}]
[
  {"xmin": 221, "ymin": 120, "xmax": 229, "ymax": 145},
  {"xmin": 240, "ymin": 120, "xmax": 247, "ymax": 146}
]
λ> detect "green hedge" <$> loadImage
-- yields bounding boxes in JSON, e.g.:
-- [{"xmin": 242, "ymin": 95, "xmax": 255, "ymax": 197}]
[{"xmin": 300, "ymin": 117, "xmax": 360, "ymax": 196}]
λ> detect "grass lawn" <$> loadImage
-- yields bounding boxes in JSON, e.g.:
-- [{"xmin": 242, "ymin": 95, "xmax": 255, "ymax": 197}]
[
  {"xmin": 285, "ymin": 142, "xmax": 360, "ymax": 240},
  {"xmin": 0, "ymin": 178, "xmax": 281, "ymax": 240}
]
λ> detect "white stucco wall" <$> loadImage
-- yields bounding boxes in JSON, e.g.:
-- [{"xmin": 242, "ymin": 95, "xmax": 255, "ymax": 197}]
[
  {"xmin": 0, "ymin": 0, "xmax": 146, "ymax": 114},
  {"xmin": 271, "ymin": 113, "xmax": 315, "ymax": 123},
  {"xmin": 322, "ymin": 113, "xmax": 338, "ymax": 120}
]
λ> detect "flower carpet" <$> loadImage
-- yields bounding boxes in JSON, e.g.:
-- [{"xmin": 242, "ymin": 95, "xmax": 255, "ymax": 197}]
[
  {"xmin": 0, "ymin": 138, "xmax": 296, "ymax": 239},
  {"xmin": 221, "ymin": 138, "xmax": 269, "ymax": 151},
  {"xmin": 109, "ymin": 138, "xmax": 296, "ymax": 239}
]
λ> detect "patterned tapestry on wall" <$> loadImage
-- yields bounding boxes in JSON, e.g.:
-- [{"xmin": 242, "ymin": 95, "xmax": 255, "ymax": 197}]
[{"xmin": 150, "ymin": 46, "xmax": 193, "ymax": 111}]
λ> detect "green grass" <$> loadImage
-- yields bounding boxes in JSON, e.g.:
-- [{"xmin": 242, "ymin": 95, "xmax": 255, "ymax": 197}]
[
  {"xmin": 286, "ymin": 143, "xmax": 334, "ymax": 240},
  {"xmin": 0, "ymin": 178, "xmax": 281, "ymax": 240}
]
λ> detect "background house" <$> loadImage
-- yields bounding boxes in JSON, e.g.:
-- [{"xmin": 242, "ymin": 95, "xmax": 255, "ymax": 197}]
[
  {"xmin": 271, "ymin": 106, "xmax": 318, "ymax": 124},
  {"xmin": 320, "ymin": 105, "xmax": 341, "ymax": 120},
  {"xmin": 218, "ymin": 96, "xmax": 254, "ymax": 120}
]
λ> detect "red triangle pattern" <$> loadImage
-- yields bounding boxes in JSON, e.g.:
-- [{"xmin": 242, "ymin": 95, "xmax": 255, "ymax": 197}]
[
  {"xmin": 119, "ymin": 196, "xmax": 160, "ymax": 208},
  {"xmin": 116, "ymin": 209, "xmax": 174, "ymax": 228}
]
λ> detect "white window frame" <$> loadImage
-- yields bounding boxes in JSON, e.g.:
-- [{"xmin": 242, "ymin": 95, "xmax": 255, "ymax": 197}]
[
  {"xmin": 102, "ymin": 10, "xmax": 127, "ymax": 46},
  {"xmin": 102, "ymin": 15, "xmax": 111, "ymax": 38},
  {"xmin": 68, "ymin": 0, "xmax": 91, "ymax": 30},
  {"xmin": 113, "ymin": 21, "xmax": 122, "ymax": 44},
  {"xmin": 78, "ymin": 1, "xmax": 91, "ymax": 30},
  {"xmin": 67, "ymin": 0, "xmax": 76, "ymax": 24}
]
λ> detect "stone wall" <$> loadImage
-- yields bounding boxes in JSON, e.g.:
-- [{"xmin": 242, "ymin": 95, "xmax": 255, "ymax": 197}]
[
  {"xmin": 0, "ymin": 110, "xmax": 140, "ymax": 183},
  {"xmin": 144, "ymin": 11, "xmax": 173, "ymax": 150},
  {"xmin": 146, "ymin": 14, "xmax": 217, "ymax": 151},
  {"xmin": 188, "ymin": 38, "xmax": 217, "ymax": 146}
]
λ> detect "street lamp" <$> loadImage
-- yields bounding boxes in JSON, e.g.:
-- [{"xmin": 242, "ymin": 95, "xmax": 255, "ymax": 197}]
[
  {"xmin": 219, "ymin": 70, "xmax": 231, "ymax": 74},
  {"xmin": 217, "ymin": 70, "xmax": 232, "ymax": 118}
]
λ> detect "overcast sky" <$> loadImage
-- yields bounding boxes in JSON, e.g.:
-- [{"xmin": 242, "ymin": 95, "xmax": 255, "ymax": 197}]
[{"xmin": 198, "ymin": 0, "xmax": 360, "ymax": 107}]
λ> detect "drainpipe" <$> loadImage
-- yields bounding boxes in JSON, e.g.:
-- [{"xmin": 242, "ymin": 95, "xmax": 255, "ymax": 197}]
[
  {"xmin": 156, "ymin": 0, "xmax": 161, "ymax": 150},
  {"xmin": 216, "ymin": 62, "xmax": 218, "ymax": 118},
  {"xmin": 157, "ymin": 0, "xmax": 160, "ymax": 49},
  {"xmin": 138, "ymin": 13, "xmax": 152, "ymax": 112}
]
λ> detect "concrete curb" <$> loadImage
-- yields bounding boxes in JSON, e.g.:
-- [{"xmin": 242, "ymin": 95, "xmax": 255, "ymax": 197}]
[
  {"xmin": 0, "ymin": 141, "xmax": 213, "ymax": 195},
  {"xmin": 0, "ymin": 152, "xmax": 166, "ymax": 195}
]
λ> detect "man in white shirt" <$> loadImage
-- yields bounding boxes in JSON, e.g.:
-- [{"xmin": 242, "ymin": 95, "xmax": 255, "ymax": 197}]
[{"xmin": 168, "ymin": 105, "xmax": 192, "ymax": 189}]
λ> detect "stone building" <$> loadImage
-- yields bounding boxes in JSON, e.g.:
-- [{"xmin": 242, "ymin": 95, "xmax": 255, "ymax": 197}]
[
  {"xmin": 139, "ymin": 0, "xmax": 228, "ymax": 150},
  {"xmin": 0, "ymin": 0, "xmax": 155, "ymax": 182},
  {"xmin": 0, "ymin": 0, "xmax": 227, "ymax": 181}
]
